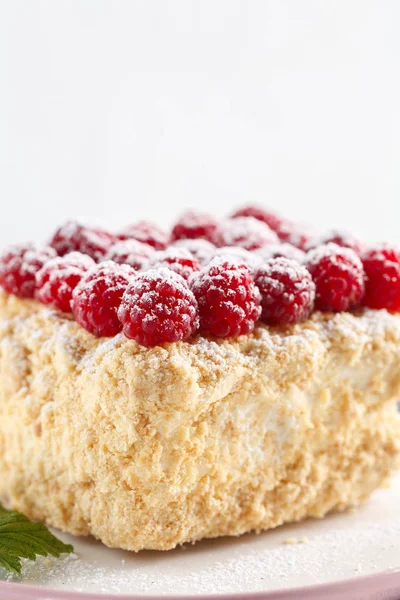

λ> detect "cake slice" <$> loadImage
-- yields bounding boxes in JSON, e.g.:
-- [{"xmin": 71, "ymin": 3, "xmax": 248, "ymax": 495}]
[
  {"xmin": 0, "ymin": 209, "xmax": 400, "ymax": 551},
  {"xmin": 0, "ymin": 290, "xmax": 399, "ymax": 551}
]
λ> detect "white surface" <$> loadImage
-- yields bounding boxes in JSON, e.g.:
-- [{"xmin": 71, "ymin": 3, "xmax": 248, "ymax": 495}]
[
  {"xmin": 2, "ymin": 475, "xmax": 400, "ymax": 596},
  {"xmin": 0, "ymin": 1, "xmax": 399, "ymax": 246}
]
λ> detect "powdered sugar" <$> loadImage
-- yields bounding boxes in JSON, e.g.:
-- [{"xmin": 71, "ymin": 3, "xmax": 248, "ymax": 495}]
[
  {"xmin": 104, "ymin": 239, "xmax": 154, "ymax": 270},
  {"xmin": 172, "ymin": 238, "xmax": 216, "ymax": 264},
  {"xmin": 307, "ymin": 229, "xmax": 365, "ymax": 255},
  {"xmin": 118, "ymin": 221, "xmax": 169, "ymax": 250},
  {"xmin": 204, "ymin": 246, "xmax": 262, "ymax": 270},
  {"xmin": 276, "ymin": 219, "xmax": 317, "ymax": 250},
  {"xmin": 212, "ymin": 217, "xmax": 279, "ymax": 250},
  {"xmin": 148, "ymin": 248, "xmax": 201, "ymax": 280},
  {"xmin": 257, "ymin": 242, "xmax": 305, "ymax": 264}
]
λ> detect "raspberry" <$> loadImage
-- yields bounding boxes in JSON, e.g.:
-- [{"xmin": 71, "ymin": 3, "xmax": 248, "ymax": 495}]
[
  {"xmin": 35, "ymin": 252, "xmax": 95, "ymax": 312},
  {"xmin": 231, "ymin": 205, "xmax": 281, "ymax": 232},
  {"xmin": 307, "ymin": 230, "xmax": 365, "ymax": 255},
  {"xmin": 206, "ymin": 246, "xmax": 262, "ymax": 271},
  {"xmin": 118, "ymin": 221, "xmax": 169, "ymax": 250},
  {"xmin": 118, "ymin": 268, "xmax": 199, "ymax": 347},
  {"xmin": 171, "ymin": 210, "xmax": 219, "ymax": 242},
  {"xmin": 212, "ymin": 217, "xmax": 278, "ymax": 251},
  {"xmin": 306, "ymin": 243, "xmax": 365, "ymax": 312},
  {"xmin": 149, "ymin": 248, "xmax": 201, "ymax": 280},
  {"xmin": 104, "ymin": 239, "xmax": 154, "ymax": 270},
  {"xmin": 49, "ymin": 221, "xmax": 114, "ymax": 261},
  {"xmin": 362, "ymin": 245, "xmax": 400, "ymax": 311},
  {"xmin": 72, "ymin": 261, "xmax": 136, "ymax": 337},
  {"xmin": 254, "ymin": 258, "xmax": 315, "ymax": 325},
  {"xmin": 257, "ymin": 243, "xmax": 305, "ymax": 264},
  {"xmin": 0, "ymin": 243, "xmax": 56, "ymax": 298},
  {"xmin": 190, "ymin": 259, "xmax": 261, "ymax": 337},
  {"xmin": 172, "ymin": 238, "xmax": 216, "ymax": 264},
  {"xmin": 276, "ymin": 219, "xmax": 316, "ymax": 250}
]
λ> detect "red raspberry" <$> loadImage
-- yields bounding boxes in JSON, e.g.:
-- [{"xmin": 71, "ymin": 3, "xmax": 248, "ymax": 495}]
[
  {"xmin": 149, "ymin": 248, "xmax": 201, "ymax": 280},
  {"xmin": 206, "ymin": 247, "xmax": 262, "ymax": 271},
  {"xmin": 49, "ymin": 221, "xmax": 114, "ymax": 261},
  {"xmin": 118, "ymin": 221, "xmax": 169, "ymax": 250},
  {"xmin": 190, "ymin": 259, "xmax": 261, "ymax": 337},
  {"xmin": 276, "ymin": 219, "xmax": 316, "ymax": 250},
  {"xmin": 307, "ymin": 230, "xmax": 365, "ymax": 255},
  {"xmin": 306, "ymin": 243, "xmax": 365, "ymax": 312},
  {"xmin": 72, "ymin": 261, "xmax": 136, "ymax": 337},
  {"xmin": 231, "ymin": 205, "xmax": 282, "ymax": 232},
  {"xmin": 0, "ymin": 243, "xmax": 56, "ymax": 298},
  {"xmin": 362, "ymin": 245, "xmax": 400, "ymax": 311},
  {"xmin": 172, "ymin": 238, "xmax": 216, "ymax": 264},
  {"xmin": 104, "ymin": 239, "xmax": 154, "ymax": 270},
  {"xmin": 257, "ymin": 243, "xmax": 305, "ymax": 264},
  {"xmin": 171, "ymin": 210, "xmax": 219, "ymax": 242},
  {"xmin": 212, "ymin": 217, "xmax": 278, "ymax": 251},
  {"xmin": 254, "ymin": 258, "xmax": 315, "ymax": 325},
  {"xmin": 118, "ymin": 268, "xmax": 199, "ymax": 347},
  {"xmin": 35, "ymin": 252, "xmax": 95, "ymax": 312}
]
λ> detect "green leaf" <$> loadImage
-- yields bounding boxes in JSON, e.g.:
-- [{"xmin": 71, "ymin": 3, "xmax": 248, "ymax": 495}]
[
  {"xmin": 0, "ymin": 505, "xmax": 73, "ymax": 575},
  {"xmin": 0, "ymin": 550, "xmax": 22, "ymax": 575}
]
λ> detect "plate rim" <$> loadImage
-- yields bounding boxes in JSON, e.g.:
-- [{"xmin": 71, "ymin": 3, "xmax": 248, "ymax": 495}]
[{"xmin": 1, "ymin": 568, "xmax": 400, "ymax": 600}]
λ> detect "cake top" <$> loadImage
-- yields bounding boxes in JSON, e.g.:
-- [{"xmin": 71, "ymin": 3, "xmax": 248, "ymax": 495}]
[{"xmin": 0, "ymin": 206, "xmax": 399, "ymax": 347}]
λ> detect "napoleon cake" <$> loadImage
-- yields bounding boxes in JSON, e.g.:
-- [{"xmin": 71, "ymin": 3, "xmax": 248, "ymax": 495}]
[{"xmin": 0, "ymin": 208, "xmax": 399, "ymax": 551}]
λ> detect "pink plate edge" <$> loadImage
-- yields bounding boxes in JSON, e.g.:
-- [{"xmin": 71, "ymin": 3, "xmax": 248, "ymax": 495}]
[{"xmin": 1, "ymin": 569, "xmax": 400, "ymax": 600}]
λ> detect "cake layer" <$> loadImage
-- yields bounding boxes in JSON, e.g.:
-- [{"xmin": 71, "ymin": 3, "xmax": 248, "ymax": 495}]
[{"xmin": 0, "ymin": 290, "xmax": 399, "ymax": 551}]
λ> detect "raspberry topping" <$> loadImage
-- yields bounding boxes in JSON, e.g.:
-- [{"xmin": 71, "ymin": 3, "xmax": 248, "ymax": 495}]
[
  {"xmin": 171, "ymin": 210, "xmax": 219, "ymax": 242},
  {"xmin": 254, "ymin": 258, "xmax": 315, "ymax": 325},
  {"xmin": 190, "ymin": 260, "xmax": 261, "ymax": 337},
  {"xmin": 276, "ymin": 219, "xmax": 316, "ymax": 250},
  {"xmin": 3, "ymin": 208, "xmax": 399, "ymax": 346},
  {"xmin": 36, "ymin": 252, "xmax": 95, "ymax": 312},
  {"xmin": 257, "ymin": 243, "xmax": 305, "ymax": 264},
  {"xmin": 206, "ymin": 246, "xmax": 262, "ymax": 271},
  {"xmin": 149, "ymin": 248, "xmax": 201, "ymax": 280},
  {"xmin": 118, "ymin": 268, "xmax": 199, "ymax": 347},
  {"xmin": 72, "ymin": 262, "xmax": 136, "ymax": 337},
  {"xmin": 362, "ymin": 245, "xmax": 400, "ymax": 311},
  {"xmin": 231, "ymin": 205, "xmax": 281, "ymax": 232},
  {"xmin": 0, "ymin": 243, "xmax": 56, "ymax": 298},
  {"xmin": 104, "ymin": 239, "xmax": 154, "ymax": 270},
  {"xmin": 49, "ymin": 221, "xmax": 114, "ymax": 261},
  {"xmin": 212, "ymin": 217, "xmax": 279, "ymax": 251},
  {"xmin": 307, "ymin": 230, "xmax": 365, "ymax": 255},
  {"xmin": 306, "ymin": 243, "xmax": 365, "ymax": 312},
  {"xmin": 118, "ymin": 221, "xmax": 169, "ymax": 250},
  {"xmin": 172, "ymin": 238, "xmax": 216, "ymax": 264}
]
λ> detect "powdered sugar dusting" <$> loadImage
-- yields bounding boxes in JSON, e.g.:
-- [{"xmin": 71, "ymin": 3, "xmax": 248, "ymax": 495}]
[
  {"xmin": 212, "ymin": 217, "xmax": 279, "ymax": 250},
  {"xmin": 205, "ymin": 246, "xmax": 262, "ymax": 270},
  {"xmin": 104, "ymin": 239, "xmax": 154, "ymax": 270},
  {"xmin": 257, "ymin": 243, "xmax": 305, "ymax": 264},
  {"xmin": 172, "ymin": 238, "xmax": 216, "ymax": 264},
  {"xmin": 306, "ymin": 242, "xmax": 362, "ymax": 268},
  {"xmin": 307, "ymin": 229, "xmax": 365, "ymax": 254}
]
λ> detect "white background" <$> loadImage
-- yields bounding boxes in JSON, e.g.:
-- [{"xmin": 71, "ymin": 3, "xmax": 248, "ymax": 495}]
[{"xmin": 0, "ymin": 1, "xmax": 399, "ymax": 246}]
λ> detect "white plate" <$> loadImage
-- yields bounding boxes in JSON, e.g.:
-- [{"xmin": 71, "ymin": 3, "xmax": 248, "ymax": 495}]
[{"xmin": 1, "ymin": 474, "xmax": 400, "ymax": 599}]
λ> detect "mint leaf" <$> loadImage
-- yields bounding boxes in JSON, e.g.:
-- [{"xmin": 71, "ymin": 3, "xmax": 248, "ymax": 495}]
[
  {"xmin": 0, "ymin": 549, "xmax": 22, "ymax": 575},
  {"xmin": 0, "ymin": 505, "xmax": 73, "ymax": 575}
]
